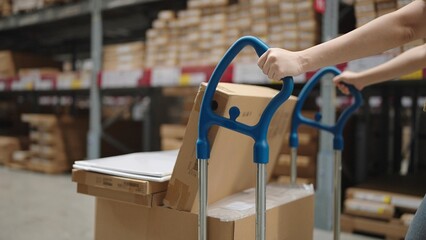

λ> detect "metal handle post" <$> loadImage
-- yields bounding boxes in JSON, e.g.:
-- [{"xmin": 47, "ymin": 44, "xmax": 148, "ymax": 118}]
[
  {"xmin": 333, "ymin": 150, "xmax": 342, "ymax": 240},
  {"xmin": 290, "ymin": 147, "xmax": 298, "ymax": 184},
  {"xmin": 256, "ymin": 163, "xmax": 267, "ymax": 240},
  {"xmin": 198, "ymin": 159, "xmax": 208, "ymax": 240}
]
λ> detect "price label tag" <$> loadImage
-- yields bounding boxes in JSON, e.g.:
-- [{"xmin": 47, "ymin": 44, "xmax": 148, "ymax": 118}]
[
  {"xmin": 179, "ymin": 72, "xmax": 206, "ymax": 86},
  {"xmin": 233, "ymin": 63, "xmax": 269, "ymax": 84},
  {"xmin": 151, "ymin": 67, "xmax": 181, "ymax": 87}
]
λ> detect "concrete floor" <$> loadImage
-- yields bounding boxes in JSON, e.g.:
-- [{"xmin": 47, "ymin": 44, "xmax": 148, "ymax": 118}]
[{"xmin": 0, "ymin": 166, "xmax": 380, "ymax": 240}]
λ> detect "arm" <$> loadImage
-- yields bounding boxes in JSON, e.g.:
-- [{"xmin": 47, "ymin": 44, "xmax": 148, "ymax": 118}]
[
  {"xmin": 333, "ymin": 44, "xmax": 426, "ymax": 94},
  {"xmin": 258, "ymin": 0, "xmax": 426, "ymax": 80}
]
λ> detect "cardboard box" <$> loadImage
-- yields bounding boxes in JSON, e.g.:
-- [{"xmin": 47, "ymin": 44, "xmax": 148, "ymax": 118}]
[
  {"xmin": 0, "ymin": 136, "xmax": 21, "ymax": 164},
  {"xmin": 0, "ymin": 51, "xmax": 60, "ymax": 78},
  {"xmin": 77, "ymin": 184, "xmax": 166, "ymax": 208},
  {"xmin": 95, "ymin": 185, "xmax": 314, "ymax": 240},
  {"xmin": 164, "ymin": 83, "xmax": 297, "ymax": 213},
  {"xmin": 346, "ymin": 187, "xmax": 423, "ymax": 211},
  {"xmin": 341, "ymin": 214, "xmax": 408, "ymax": 239},
  {"xmin": 344, "ymin": 198, "xmax": 395, "ymax": 220},
  {"xmin": 72, "ymin": 169, "xmax": 168, "ymax": 195}
]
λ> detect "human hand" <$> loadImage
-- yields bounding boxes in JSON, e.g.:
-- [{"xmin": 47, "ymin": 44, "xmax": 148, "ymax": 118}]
[
  {"xmin": 257, "ymin": 48, "xmax": 304, "ymax": 81},
  {"xmin": 332, "ymin": 71, "xmax": 364, "ymax": 95}
]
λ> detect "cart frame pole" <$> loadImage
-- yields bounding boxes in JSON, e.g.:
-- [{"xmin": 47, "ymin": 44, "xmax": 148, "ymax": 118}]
[
  {"xmin": 256, "ymin": 163, "xmax": 267, "ymax": 240},
  {"xmin": 198, "ymin": 159, "xmax": 208, "ymax": 240},
  {"xmin": 333, "ymin": 150, "xmax": 342, "ymax": 240},
  {"xmin": 290, "ymin": 147, "xmax": 298, "ymax": 184}
]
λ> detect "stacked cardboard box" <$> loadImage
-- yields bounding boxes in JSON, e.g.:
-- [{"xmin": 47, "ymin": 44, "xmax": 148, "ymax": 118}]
[
  {"xmin": 103, "ymin": 41, "xmax": 145, "ymax": 71},
  {"xmin": 72, "ymin": 169, "xmax": 169, "ymax": 208},
  {"xmin": 145, "ymin": 0, "xmax": 319, "ymax": 67},
  {"xmin": 11, "ymin": 0, "xmax": 43, "ymax": 13},
  {"xmin": 0, "ymin": 0, "xmax": 11, "ymax": 17},
  {"xmin": 162, "ymin": 86, "xmax": 199, "ymax": 124},
  {"xmin": 92, "ymin": 184, "xmax": 314, "ymax": 240},
  {"xmin": 342, "ymin": 185, "xmax": 424, "ymax": 239},
  {"xmin": 354, "ymin": 0, "xmax": 376, "ymax": 28},
  {"xmin": 273, "ymin": 111, "xmax": 319, "ymax": 185},
  {"xmin": 160, "ymin": 124, "xmax": 186, "ymax": 150},
  {"xmin": 22, "ymin": 114, "xmax": 68, "ymax": 173},
  {"xmin": 20, "ymin": 114, "xmax": 87, "ymax": 173},
  {"xmin": 354, "ymin": 0, "xmax": 402, "ymax": 27},
  {"xmin": 0, "ymin": 136, "xmax": 21, "ymax": 165},
  {"xmin": 145, "ymin": 10, "xmax": 179, "ymax": 67},
  {"xmin": 354, "ymin": 0, "xmax": 426, "ymax": 57},
  {"xmin": 11, "ymin": 0, "xmax": 73, "ymax": 13},
  {"xmin": 0, "ymin": 51, "xmax": 60, "ymax": 78}
]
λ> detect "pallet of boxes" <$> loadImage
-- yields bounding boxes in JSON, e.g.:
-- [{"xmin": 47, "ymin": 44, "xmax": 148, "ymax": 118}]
[
  {"xmin": 5, "ymin": 114, "xmax": 87, "ymax": 173},
  {"xmin": 0, "ymin": 136, "xmax": 21, "ymax": 166},
  {"xmin": 72, "ymin": 82, "xmax": 317, "ymax": 240},
  {"xmin": 341, "ymin": 176, "xmax": 426, "ymax": 240}
]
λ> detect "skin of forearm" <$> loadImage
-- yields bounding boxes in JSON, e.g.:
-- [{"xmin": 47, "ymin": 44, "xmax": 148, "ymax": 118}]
[
  {"xmin": 299, "ymin": 0, "xmax": 426, "ymax": 72},
  {"xmin": 357, "ymin": 44, "xmax": 426, "ymax": 87}
]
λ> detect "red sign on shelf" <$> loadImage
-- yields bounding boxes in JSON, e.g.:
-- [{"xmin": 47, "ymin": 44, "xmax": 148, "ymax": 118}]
[{"xmin": 315, "ymin": 0, "xmax": 326, "ymax": 14}]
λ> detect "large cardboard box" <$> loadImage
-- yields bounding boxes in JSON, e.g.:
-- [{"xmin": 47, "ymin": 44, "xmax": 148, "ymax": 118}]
[
  {"xmin": 164, "ymin": 83, "xmax": 297, "ymax": 213},
  {"xmin": 95, "ymin": 184, "xmax": 314, "ymax": 240}
]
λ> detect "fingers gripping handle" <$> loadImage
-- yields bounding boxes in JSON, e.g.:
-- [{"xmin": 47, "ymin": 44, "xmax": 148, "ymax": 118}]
[
  {"xmin": 289, "ymin": 67, "xmax": 363, "ymax": 150},
  {"xmin": 196, "ymin": 36, "xmax": 294, "ymax": 163}
]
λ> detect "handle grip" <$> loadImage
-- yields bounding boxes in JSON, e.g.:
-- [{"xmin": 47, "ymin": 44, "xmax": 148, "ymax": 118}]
[
  {"xmin": 196, "ymin": 36, "xmax": 294, "ymax": 163},
  {"xmin": 289, "ymin": 66, "xmax": 363, "ymax": 150}
]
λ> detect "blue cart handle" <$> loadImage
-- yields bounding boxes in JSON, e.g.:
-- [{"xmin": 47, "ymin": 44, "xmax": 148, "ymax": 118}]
[
  {"xmin": 289, "ymin": 67, "xmax": 363, "ymax": 150},
  {"xmin": 196, "ymin": 36, "xmax": 294, "ymax": 164}
]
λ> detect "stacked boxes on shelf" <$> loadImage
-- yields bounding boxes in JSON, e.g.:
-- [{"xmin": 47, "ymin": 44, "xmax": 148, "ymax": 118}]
[
  {"xmin": 145, "ymin": 0, "xmax": 319, "ymax": 67},
  {"xmin": 0, "ymin": 0, "xmax": 11, "ymax": 17},
  {"xmin": 0, "ymin": 51, "xmax": 60, "ymax": 79},
  {"xmin": 272, "ymin": 111, "xmax": 319, "ymax": 185},
  {"xmin": 0, "ymin": 136, "xmax": 21, "ymax": 165},
  {"xmin": 354, "ymin": 0, "xmax": 426, "ymax": 52},
  {"xmin": 160, "ymin": 86, "xmax": 199, "ymax": 150},
  {"xmin": 354, "ymin": 0, "xmax": 376, "ymax": 27},
  {"xmin": 145, "ymin": 10, "xmax": 178, "ymax": 67},
  {"xmin": 341, "ymin": 187, "xmax": 424, "ymax": 239},
  {"xmin": 102, "ymin": 41, "xmax": 145, "ymax": 71},
  {"xmin": 160, "ymin": 124, "xmax": 186, "ymax": 150},
  {"xmin": 11, "ymin": 0, "xmax": 74, "ymax": 13},
  {"xmin": 19, "ymin": 114, "xmax": 87, "ymax": 173},
  {"xmin": 11, "ymin": 0, "xmax": 43, "ymax": 13},
  {"xmin": 23, "ymin": 114, "xmax": 68, "ymax": 173}
]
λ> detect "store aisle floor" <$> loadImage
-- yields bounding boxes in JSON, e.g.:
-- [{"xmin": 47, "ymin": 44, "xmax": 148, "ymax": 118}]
[
  {"xmin": 0, "ymin": 166, "xmax": 94, "ymax": 240},
  {"xmin": 0, "ymin": 166, "xmax": 380, "ymax": 240}
]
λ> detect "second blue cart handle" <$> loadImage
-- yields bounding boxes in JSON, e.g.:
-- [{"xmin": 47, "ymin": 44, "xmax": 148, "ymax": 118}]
[
  {"xmin": 289, "ymin": 67, "xmax": 363, "ymax": 150},
  {"xmin": 196, "ymin": 36, "xmax": 294, "ymax": 163}
]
